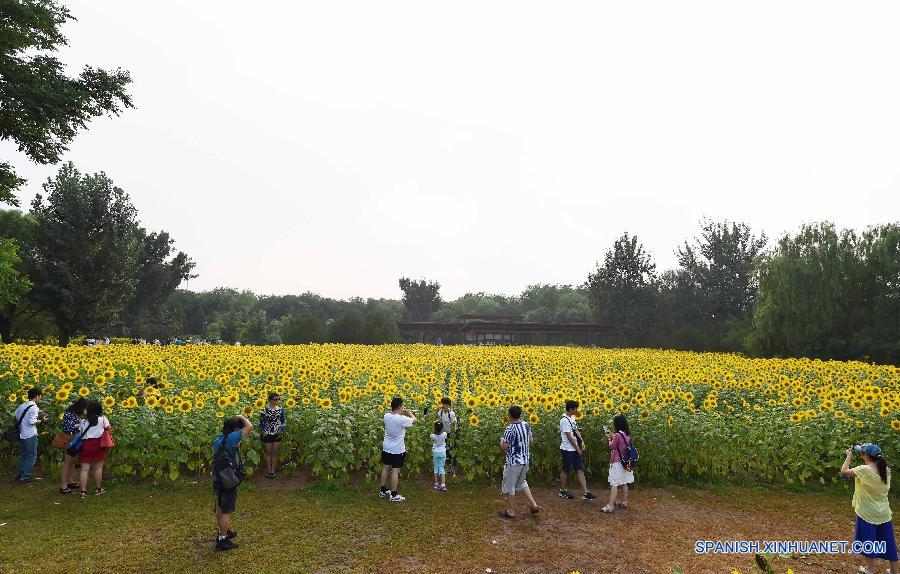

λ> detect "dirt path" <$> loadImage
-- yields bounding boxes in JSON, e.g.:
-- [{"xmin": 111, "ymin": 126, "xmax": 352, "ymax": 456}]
[{"xmin": 379, "ymin": 484, "xmax": 870, "ymax": 574}]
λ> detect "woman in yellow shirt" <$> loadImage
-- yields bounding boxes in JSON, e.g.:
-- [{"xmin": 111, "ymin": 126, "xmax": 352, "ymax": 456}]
[{"xmin": 841, "ymin": 443, "xmax": 898, "ymax": 574}]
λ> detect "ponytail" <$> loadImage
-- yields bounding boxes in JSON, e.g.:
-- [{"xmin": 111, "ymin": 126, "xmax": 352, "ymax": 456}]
[{"xmin": 876, "ymin": 456, "xmax": 889, "ymax": 483}]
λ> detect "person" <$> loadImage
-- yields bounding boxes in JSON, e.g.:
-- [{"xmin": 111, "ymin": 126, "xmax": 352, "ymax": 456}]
[
  {"xmin": 13, "ymin": 387, "xmax": 49, "ymax": 483},
  {"xmin": 602, "ymin": 413, "xmax": 635, "ymax": 513},
  {"xmin": 431, "ymin": 421, "xmax": 448, "ymax": 491},
  {"xmin": 213, "ymin": 415, "xmax": 253, "ymax": 551},
  {"xmin": 558, "ymin": 400, "xmax": 597, "ymax": 500},
  {"xmin": 435, "ymin": 397, "xmax": 459, "ymax": 468},
  {"xmin": 260, "ymin": 393, "xmax": 286, "ymax": 479},
  {"xmin": 841, "ymin": 443, "xmax": 898, "ymax": 574},
  {"xmin": 379, "ymin": 397, "xmax": 416, "ymax": 502},
  {"xmin": 77, "ymin": 401, "xmax": 111, "ymax": 498},
  {"xmin": 59, "ymin": 398, "xmax": 88, "ymax": 494},
  {"xmin": 498, "ymin": 405, "xmax": 540, "ymax": 519}
]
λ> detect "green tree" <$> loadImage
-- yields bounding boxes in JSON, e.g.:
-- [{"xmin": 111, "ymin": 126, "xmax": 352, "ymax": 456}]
[
  {"xmin": 0, "ymin": 0, "xmax": 133, "ymax": 205},
  {"xmin": 586, "ymin": 232, "xmax": 658, "ymax": 346},
  {"xmin": 29, "ymin": 163, "xmax": 141, "ymax": 346},
  {"xmin": 751, "ymin": 222, "xmax": 900, "ymax": 363},
  {"xmin": 0, "ymin": 238, "xmax": 30, "ymax": 310},
  {"xmin": 676, "ymin": 219, "xmax": 767, "ymax": 322},
  {"xmin": 398, "ymin": 277, "xmax": 442, "ymax": 321},
  {"xmin": 119, "ymin": 230, "xmax": 195, "ymax": 338},
  {"xmin": 280, "ymin": 313, "xmax": 328, "ymax": 344},
  {"xmin": 329, "ymin": 309, "xmax": 365, "ymax": 344},
  {"xmin": 0, "ymin": 209, "xmax": 40, "ymax": 342},
  {"xmin": 363, "ymin": 309, "xmax": 400, "ymax": 344}
]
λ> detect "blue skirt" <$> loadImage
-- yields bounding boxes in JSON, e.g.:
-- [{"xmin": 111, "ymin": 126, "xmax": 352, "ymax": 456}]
[{"xmin": 855, "ymin": 515, "xmax": 899, "ymax": 561}]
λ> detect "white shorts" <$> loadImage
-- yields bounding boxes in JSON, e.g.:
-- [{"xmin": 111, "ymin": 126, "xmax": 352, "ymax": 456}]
[{"xmin": 608, "ymin": 462, "xmax": 634, "ymax": 486}]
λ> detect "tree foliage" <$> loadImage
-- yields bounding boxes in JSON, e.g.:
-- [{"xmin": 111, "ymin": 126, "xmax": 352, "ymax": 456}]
[
  {"xmin": 586, "ymin": 232, "xmax": 658, "ymax": 346},
  {"xmin": 0, "ymin": 0, "xmax": 133, "ymax": 204},
  {"xmin": 398, "ymin": 277, "xmax": 442, "ymax": 321},
  {"xmin": 118, "ymin": 230, "xmax": 195, "ymax": 338},
  {"xmin": 751, "ymin": 222, "xmax": 900, "ymax": 363},
  {"xmin": 29, "ymin": 163, "xmax": 142, "ymax": 345}
]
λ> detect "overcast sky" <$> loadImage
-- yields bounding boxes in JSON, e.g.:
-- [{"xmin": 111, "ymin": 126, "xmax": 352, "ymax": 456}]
[{"xmin": 4, "ymin": 1, "xmax": 900, "ymax": 300}]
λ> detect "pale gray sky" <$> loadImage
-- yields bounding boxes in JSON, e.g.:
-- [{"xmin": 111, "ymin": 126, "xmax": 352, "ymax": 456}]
[{"xmin": 4, "ymin": 1, "xmax": 900, "ymax": 300}]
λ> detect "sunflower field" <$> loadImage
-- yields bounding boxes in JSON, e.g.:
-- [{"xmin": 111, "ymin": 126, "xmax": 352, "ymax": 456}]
[{"xmin": 1, "ymin": 343, "xmax": 898, "ymax": 486}]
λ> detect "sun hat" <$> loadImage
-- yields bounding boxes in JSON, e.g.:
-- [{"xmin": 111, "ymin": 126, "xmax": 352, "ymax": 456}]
[{"xmin": 854, "ymin": 443, "xmax": 883, "ymax": 457}]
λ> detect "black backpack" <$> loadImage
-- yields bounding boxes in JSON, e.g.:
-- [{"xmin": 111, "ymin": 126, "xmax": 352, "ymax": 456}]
[{"xmin": 212, "ymin": 435, "xmax": 244, "ymax": 490}]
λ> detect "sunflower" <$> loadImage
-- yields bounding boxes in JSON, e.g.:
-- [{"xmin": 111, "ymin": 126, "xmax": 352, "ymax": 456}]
[
  {"xmin": 145, "ymin": 396, "xmax": 158, "ymax": 408},
  {"xmin": 469, "ymin": 415, "xmax": 479, "ymax": 427},
  {"xmin": 78, "ymin": 386, "xmax": 90, "ymax": 397},
  {"xmin": 103, "ymin": 395, "xmax": 116, "ymax": 408},
  {"xmin": 165, "ymin": 405, "xmax": 174, "ymax": 414},
  {"xmin": 178, "ymin": 400, "xmax": 192, "ymax": 413},
  {"xmin": 216, "ymin": 411, "xmax": 225, "ymax": 418}
]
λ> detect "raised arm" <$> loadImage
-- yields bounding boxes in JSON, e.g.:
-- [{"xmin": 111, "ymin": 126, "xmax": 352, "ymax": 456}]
[
  {"xmin": 840, "ymin": 447, "xmax": 856, "ymax": 477},
  {"xmin": 237, "ymin": 415, "xmax": 253, "ymax": 437}
]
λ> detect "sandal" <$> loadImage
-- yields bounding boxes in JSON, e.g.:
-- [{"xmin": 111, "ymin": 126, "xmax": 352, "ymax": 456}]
[
  {"xmin": 94, "ymin": 487, "xmax": 106, "ymax": 495},
  {"xmin": 615, "ymin": 501, "xmax": 628, "ymax": 509},
  {"xmin": 80, "ymin": 490, "xmax": 87, "ymax": 499},
  {"xmin": 601, "ymin": 505, "xmax": 615, "ymax": 513},
  {"xmin": 59, "ymin": 487, "xmax": 71, "ymax": 495},
  {"xmin": 498, "ymin": 510, "xmax": 515, "ymax": 519}
]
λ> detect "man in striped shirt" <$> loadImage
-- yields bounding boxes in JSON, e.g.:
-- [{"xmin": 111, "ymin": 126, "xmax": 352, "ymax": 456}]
[{"xmin": 498, "ymin": 405, "xmax": 540, "ymax": 519}]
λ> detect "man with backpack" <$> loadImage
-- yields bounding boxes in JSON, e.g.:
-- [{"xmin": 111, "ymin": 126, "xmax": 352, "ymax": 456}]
[
  {"xmin": 212, "ymin": 415, "xmax": 252, "ymax": 551},
  {"xmin": 11, "ymin": 387, "xmax": 49, "ymax": 483},
  {"xmin": 558, "ymin": 400, "xmax": 598, "ymax": 501}
]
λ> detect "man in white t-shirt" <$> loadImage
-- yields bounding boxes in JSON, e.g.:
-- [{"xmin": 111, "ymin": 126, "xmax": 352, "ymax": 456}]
[
  {"xmin": 558, "ymin": 400, "xmax": 597, "ymax": 501},
  {"xmin": 13, "ymin": 387, "xmax": 49, "ymax": 482},
  {"xmin": 380, "ymin": 397, "xmax": 417, "ymax": 502}
]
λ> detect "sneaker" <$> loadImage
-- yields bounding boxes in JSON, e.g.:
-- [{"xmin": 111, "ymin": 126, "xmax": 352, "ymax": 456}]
[
  {"xmin": 224, "ymin": 530, "xmax": 237, "ymax": 539},
  {"xmin": 582, "ymin": 491, "xmax": 598, "ymax": 501},
  {"xmin": 440, "ymin": 484, "xmax": 447, "ymax": 491},
  {"xmin": 558, "ymin": 490, "xmax": 575, "ymax": 499},
  {"xmin": 433, "ymin": 482, "xmax": 439, "ymax": 490},
  {"xmin": 94, "ymin": 487, "xmax": 106, "ymax": 496},
  {"xmin": 215, "ymin": 537, "xmax": 238, "ymax": 551},
  {"xmin": 379, "ymin": 490, "xmax": 390, "ymax": 498},
  {"xmin": 390, "ymin": 493, "xmax": 406, "ymax": 502}
]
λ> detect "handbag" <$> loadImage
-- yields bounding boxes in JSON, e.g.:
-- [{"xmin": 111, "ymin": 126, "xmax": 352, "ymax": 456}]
[
  {"xmin": 52, "ymin": 432, "xmax": 74, "ymax": 449},
  {"xmin": 66, "ymin": 422, "xmax": 95, "ymax": 456},
  {"xmin": 4, "ymin": 404, "xmax": 34, "ymax": 442},
  {"xmin": 100, "ymin": 426, "xmax": 114, "ymax": 449}
]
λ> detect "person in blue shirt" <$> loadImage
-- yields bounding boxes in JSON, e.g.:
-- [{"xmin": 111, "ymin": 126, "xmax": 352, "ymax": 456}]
[{"xmin": 212, "ymin": 415, "xmax": 252, "ymax": 551}]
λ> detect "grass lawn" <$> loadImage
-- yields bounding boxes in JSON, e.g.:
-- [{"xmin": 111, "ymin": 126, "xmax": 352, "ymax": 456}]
[{"xmin": 0, "ymin": 471, "xmax": 880, "ymax": 574}]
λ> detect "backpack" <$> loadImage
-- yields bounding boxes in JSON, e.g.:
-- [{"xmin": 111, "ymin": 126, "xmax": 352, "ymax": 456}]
[
  {"xmin": 65, "ymin": 421, "xmax": 96, "ymax": 456},
  {"xmin": 617, "ymin": 431, "xmax": 639, "ymax": 472},
  {"xmin": 212, "ymin": 434, "xmax": 244, "ymax": 490},
  {"xmin": 4, "ymin": 404, "xmax": 34, "ymax": 442}
]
